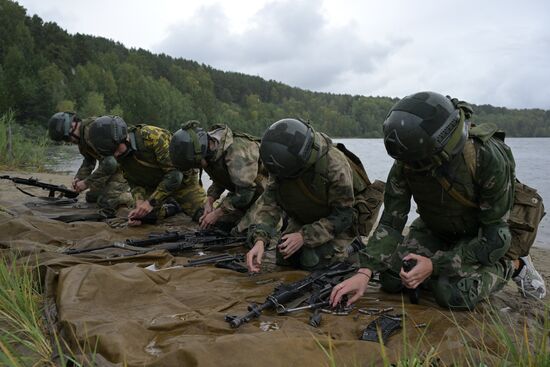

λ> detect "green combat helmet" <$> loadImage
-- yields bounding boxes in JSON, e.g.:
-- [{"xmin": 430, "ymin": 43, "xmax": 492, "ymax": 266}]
[
  {"xmin": 48, "ymin": 112, "xmax": 77, "ymax": 142},
  {"xmin": 88, "ymin": 116, "xmax": 128, "ymax": 156},
  {"xmin": 383, "ymin": 91, "xmax": 468, "ymax": 170},
  {"xmin": 169, "ymin": 121, "xmax": 208, "ymax": 170},
  {"xmin": 260, "ymin": 118, "xmax": 319, "ymax": 178}
]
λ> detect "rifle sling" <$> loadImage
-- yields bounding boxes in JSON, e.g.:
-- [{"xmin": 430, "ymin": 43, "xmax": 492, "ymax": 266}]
[{"xmin": 15, "ymin": 185, "xmax": 39, "ymax": 197}]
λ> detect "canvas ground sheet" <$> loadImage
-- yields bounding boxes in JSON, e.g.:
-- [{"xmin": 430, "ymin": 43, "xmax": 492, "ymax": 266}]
[{"xmin": 0, "ymin": 173, "xmax": 547, "ymax": 366}]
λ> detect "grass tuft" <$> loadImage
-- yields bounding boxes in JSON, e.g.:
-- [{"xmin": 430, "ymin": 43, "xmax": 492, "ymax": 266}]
[
  {"xmin": 0, "ymin": 253, "xmax": 100, "ymax": 366},
  {"xmin": 0, "ymin": 111, "xmax": 48, "ymax": 170}
]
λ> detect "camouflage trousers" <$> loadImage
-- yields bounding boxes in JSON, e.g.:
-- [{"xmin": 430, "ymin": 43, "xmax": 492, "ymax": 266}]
[
  {"xmin": 141, "ymin": 176, "xmax": 206, "ymax": 223},
  {"xmin": 85, "ymin": 170, "xmax": 133, "ymax": 213},
  {"xmin": 216, "ymin": 195, "xmax": 262, "ymax": 234},
  {"xmin": 379, "ymin": 218, "xmax": 514, "ymax": 310},
  {"xmin": 276, "ymin": 218, "xmax": 355, "ymax": 271}
]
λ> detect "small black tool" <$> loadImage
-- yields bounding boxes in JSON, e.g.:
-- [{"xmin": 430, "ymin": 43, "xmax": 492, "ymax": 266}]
[{"xmin": 402, "ymin": 258, "xmax": 419, "ymax": 304}]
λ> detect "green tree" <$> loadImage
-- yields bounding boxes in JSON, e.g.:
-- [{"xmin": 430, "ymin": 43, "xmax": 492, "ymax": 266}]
[
  {"xmin": 79, "ymin": 92, "xmax": 106, "ymax": 117},
  {"xmin": 56, "ymin": 99, "xmax": 75, "ymax": 112},
  {"xmin": 38, "ymin": 63, "xmax": 67, "ymax": 114}
]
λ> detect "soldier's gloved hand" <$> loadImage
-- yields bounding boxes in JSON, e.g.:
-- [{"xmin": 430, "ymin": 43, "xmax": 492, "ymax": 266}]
[
  {"xmin": 246, "ymin": 241, "xmax": 265, "ymax": 273},
  {"xmin": 128, "ymin": 199, "xmax": 153, "ymax": 220},
  {"xmin": 199, "ymin": 208, "xmax": 223, "ymax": 229},
  {"xmin": 400, "ymin": 253, "xmax": 433, "ymax": 289},
  {"xmin": 330, "ymin": 269, "xmax": 372, "ymax": 307},
  {"xmin": 278, "ymin": 232, "xmax": 304, "ymax": 259},
  {"xmin": 71, "ymin": 177, "xmax": 79, "ymax": 190},
  {"xmin": 74, "ymin": 180, "xmax": 88, "ymax": 193}
]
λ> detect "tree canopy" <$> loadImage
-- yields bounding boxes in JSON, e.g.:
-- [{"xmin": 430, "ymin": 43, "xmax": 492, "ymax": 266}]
[{"xmin": 1, "ymin": 0, "xmax": 548, "ymax": 137}]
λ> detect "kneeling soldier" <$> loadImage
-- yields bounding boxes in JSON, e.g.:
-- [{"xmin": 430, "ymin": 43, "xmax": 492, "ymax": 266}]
[
  {"xmin": 88, "ymin": 116, "xmax": 206, "ymax": 226},
  {"xmin": 246, "ymin": 118, "xmax": 383, "ymax": 272},
  {"xmin": 331, "ymin": 91, "xmax": 546, "ymax": 310},
  {"xmin": 169, "ymin": 121, "xmax": 267, "ymax": 233},
  {"xmin": 48, "ymin": 112, "xmax": 132, "ymax": 215}
]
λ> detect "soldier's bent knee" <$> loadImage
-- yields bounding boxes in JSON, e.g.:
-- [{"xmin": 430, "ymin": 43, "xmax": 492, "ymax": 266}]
[
  {"xmin": 431, "ymin": 276, "xmax": 479, "ymax": 311},
  {"xmin": 379, "ymin": 270, "xmax": 403, "ymax": 293},
  {"xmin": 85, "ymin": 190, "xmax": 100, "ymax": 203}
]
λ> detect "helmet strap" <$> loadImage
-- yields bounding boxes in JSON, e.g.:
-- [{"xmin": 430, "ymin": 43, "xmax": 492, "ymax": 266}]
[
  {"xmin": 433, "ymin": 109, "xmax": 466, "ymax": 166},
  {"xmin": 187, "ymin": 128, "xmax": 204, "ymax": 165},
  {"xmin": 116, "ymin": 141, "xmax": 133, "ymax": 159},
  {"xmin": 68, "ymin": 122, "xmax": 80, "ymax": 143}
]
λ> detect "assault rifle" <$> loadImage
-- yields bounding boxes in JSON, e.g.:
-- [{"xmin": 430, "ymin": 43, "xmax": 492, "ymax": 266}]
[
  {"xmin": 1, "ymin": 175, "xmax": 79, "ymax": 199},
  {"xmin": 184, "ymin": 253, "xmax": 248, "ymax": 273},
  {"xmin": 224, "ymin": 261, "xmax": 357, "ymax": 328},
  {"xmin": 63, "ymin": 229, "xmax": 246, "ymax": 255}
]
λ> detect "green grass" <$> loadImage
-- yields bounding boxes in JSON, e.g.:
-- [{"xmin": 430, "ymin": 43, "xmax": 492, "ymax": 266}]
[
  {"xmin": 0, "ymin": 253, "xmax": 102, "ymax": 366},
  {"xmin": 0, "ymin": 111, "xmax": 48, "ymax": 170},
  {"xmin": 1, "ymin": 250, "xmax": 548, "ymax": 366},
  {"xmin": 0, "ymin": 254, "xmax": 52, "ymax": 366},
  {"xmin": 315, "ymin": 298, "xmax": 550, "ymax": 367}
]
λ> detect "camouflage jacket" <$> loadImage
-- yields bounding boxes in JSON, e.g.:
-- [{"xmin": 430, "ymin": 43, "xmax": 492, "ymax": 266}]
[
  {"xmin": 250, "ymin": 133, "xmax": 355, "ymax": 248},
  {"xmin": 112, "ymin": 125, "xmax": 197, "ymax": 204},
  {"xmin": 75, "ymin": 118, "xmax": 119, "ymax": 188},
  {"xmin": 205, "ymin": 125, "xmax": 265, "ymax": 213},
  {"xmin": 359, "ymin": 131, "xmax": 515, "ymax": 276}
]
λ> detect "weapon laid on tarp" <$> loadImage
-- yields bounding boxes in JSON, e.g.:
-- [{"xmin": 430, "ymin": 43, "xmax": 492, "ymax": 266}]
[
  {"xmin": 274, "ymin": 276, "xmax": 350, "ymax": 328},
  {"xmin": 0, "ymin": 175, "xmax": 79, "ymax": 199},
  {"xmin": 63, "ymin": 229, "xmax": 246, "ymax": 255},
  {"xmin": 224, "ymin": 261, "xmax": 357, "ymax": 328},
  {"xmin": 359, "ymin": 314, "xmax": 402, "ymax": 343},
  {"xmin": 184, "ymin": 253, "xmax": 248, "ymax": 273},
  {"xmin": 125, "ymin": 229, "xmax": 244, "ymax": 247}
]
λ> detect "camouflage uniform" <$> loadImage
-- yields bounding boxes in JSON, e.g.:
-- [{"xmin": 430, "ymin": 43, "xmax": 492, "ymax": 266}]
[
  {"xmin": 204, "ymin": 125, "xmax": 267, "ymax": 232},
  {"xmin": 250, "ymin": 132, "xmax": 382, "ymax": 271},
  {"xmin": 360, "ymin": 125, "xmax": 516, "ymax": 309},
  {"xmin": 75, "ymin": 118, "xmax": 132, "ymax": 212},
  {"xmin": 105, "ymin": 124, "xmax": 206, "ymax": 222}
]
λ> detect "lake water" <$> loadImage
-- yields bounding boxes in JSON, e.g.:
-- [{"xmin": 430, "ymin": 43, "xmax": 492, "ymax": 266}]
[{"xmin": 47, "ymin": 138, "xmax": 550, "ymax": 247}]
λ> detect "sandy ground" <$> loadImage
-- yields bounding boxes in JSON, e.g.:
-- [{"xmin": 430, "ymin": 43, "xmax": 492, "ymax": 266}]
[{"xmin": 1, "ymin": 168, "xmax": 549, "ymax": 366}]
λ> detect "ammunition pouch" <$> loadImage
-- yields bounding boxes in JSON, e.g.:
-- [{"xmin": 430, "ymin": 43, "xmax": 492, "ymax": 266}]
[{"xmin": 506, "ymin": 181, "xmax": 546, "ymax": 259}]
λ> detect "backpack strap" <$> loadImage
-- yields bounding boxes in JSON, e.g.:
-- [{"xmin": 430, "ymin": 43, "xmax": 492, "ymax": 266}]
[
  {"xmin": 433, "ymin": 139, "xmax": 478, "ymax": 208},
  {"xmin": 335, "ymin": 142, "xmax": 371, "ymax": 187},
  {"xmin": 296, "ymin": 177, "xmax": 326, "ymax": 206},
  {"xmin": 434, "ymin": 175, "xmax": 478, "ymax": 208},
  {"xmin": 462, "ymin": 139, "xmax": 477, "ymax": 178}
]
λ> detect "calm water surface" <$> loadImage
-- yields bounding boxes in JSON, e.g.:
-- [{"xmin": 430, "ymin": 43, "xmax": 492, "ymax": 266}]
[{"xmin": 47, "ymin": 138, "xmax": 550, "ymax": 247}]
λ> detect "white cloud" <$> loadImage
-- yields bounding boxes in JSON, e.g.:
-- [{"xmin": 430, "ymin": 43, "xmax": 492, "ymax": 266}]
[{"xmin": 155, "ymin": 0, "xmax": 403, "ymax": 91}]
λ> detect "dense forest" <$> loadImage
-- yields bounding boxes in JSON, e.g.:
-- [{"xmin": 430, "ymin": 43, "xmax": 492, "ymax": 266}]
[{"xmin": 1, "ymin": 0, "xmax": 549, "ymax": 137}]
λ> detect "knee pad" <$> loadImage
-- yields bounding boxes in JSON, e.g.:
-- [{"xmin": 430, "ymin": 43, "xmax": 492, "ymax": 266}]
[
  {"xmin": 475, "ymin": 224, "xmax": 511, "ymax": 265},
  {"xmin": 432, "ymin": 276, "xmax": 479, "ymax": 310}
]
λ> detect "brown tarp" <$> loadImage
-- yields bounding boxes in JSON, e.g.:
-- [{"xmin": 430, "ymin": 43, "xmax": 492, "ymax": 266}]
[{"xmin": 1, "ymin": 173, "xmax": 548, "ymax": 366}]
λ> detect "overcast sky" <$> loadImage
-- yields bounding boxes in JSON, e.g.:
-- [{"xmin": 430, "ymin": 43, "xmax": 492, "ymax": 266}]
[{"xmin": 16, "ymin": 0, "xmax": 550, "ymax": 109}]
